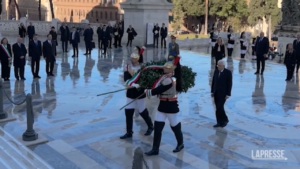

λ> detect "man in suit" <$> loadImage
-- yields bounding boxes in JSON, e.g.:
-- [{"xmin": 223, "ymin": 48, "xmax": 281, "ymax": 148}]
[
  {"xmin": 27, "ymin": 22, "xmax": 35, "ymax": 41},
  {"xmin": 153, "ymin": 23, "xmax": 160, "ymax": 48},
  {"xmin": 160, "ymin": 23, "xmax": 167, "ymax": 48},
  {"xmin": 255, "ymin": 32, "xmax": 269, "ymax": 75},
  {"xmin": 49, "ymin": 26, "xmax": 58, "ymax": 56},
  {"xmin": 293, "ymin": 34, "xmax": 300, "ymax": 73},
  {"xmin": 97, "ymin": 24, "xmax": 103, "ymax": 49},
  {"xmin": 70, "ymin": 27, "xmax": 80, "ymax": 57},
  {"xmin": 12, "ymin": 37, "xmax": 27, "ymax": 80},
  {"xmin": 118, "ymin": 24, "xmax": 124, "ymax": 47},
  {"xmin": 29, "ymin": 34, "xmax": 42, "ymax": 78},
  {"xmin": 83, "ymin": 24, "xmax": 94, "ymax": 55},
  {"xmin": 59, "ymin": 23, "xmax": 70, "ymax": 52},
  {"xmin": 107, "ymin": 23, "xmax": 113, "ymax": 49},
  {"xmin": 211, "ymin": 60, "xmax": 232, "ymax": 128},
  {"xmin": 102, "ymin": 25, "xmax": 110, "ymax": 55},
  {"xmin": 43, "ymin": 34, "xmax": 56, "ymax": 76}
]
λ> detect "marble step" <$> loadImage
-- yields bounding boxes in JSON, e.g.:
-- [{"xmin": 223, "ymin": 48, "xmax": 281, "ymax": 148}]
[{"xmin": 0, "ymin": 127, "xmax": 53, "ymax": 169}]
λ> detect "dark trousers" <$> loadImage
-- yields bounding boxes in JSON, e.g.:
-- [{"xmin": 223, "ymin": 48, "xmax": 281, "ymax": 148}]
[
  {"xmin": 256, "ymin": 55, "xmax": 265, "ymax": 73},
  {"xmin": 62, "ymin": 40, "xmax": 68, "ymax": 52},
  {"xmin": 241, "ymin": 54, "xmax": 245, "ymax": 58},
  {"xmin": 286, "ymin": 64, "xmax": 295, "ymax": 80},
  {"xmin": 296, "ymin": 60, "xmax": 300, "ymax": 73},
  {"xmin": 14, "ymin": 66, "xmax": 25, "ymax": 79},
  {"xmin": 114, "ymin": 36, "xmax": 119, "ymax": 47},
  {"xmin": 102, "ymin": 40, "xmax": 108, "ymax": 54},
  {"xmin": 127, "ymin": 39, "xmax": 132, "ymax": 47},
  {"xmin": 98, "ymin": 39, "xmax": 102, "ymax": 49},
  {"xmin": 31, "ymin": 58, "xmax": 40, "ymax": 76},
  {"xmin": 227, "ymin": 48, "xmax": 233, "ymax": 57},
  {"xmin": 28, "ymin": 36, "xmax": 33, "ymax": 41},
  {"xmin": 118, "ymin": 36, "xmax": 122, "ymax": 47},
  {"xmin": 53, "ymin": 40, "xmax": 57, "ymax": 56},
  {"xmin": 1, "ymin": 61, "xmax": 10, "ymax": 79},
  {"xmin": 46, "ymin": 60, "xmax": 55, "ymax": 74},
  {"xmin": 85, "ymin": 41, "xmax": 92, "ymax": 53},
  {"xmin": 154, "ymin": 36, "xmax": 158, "ymax": 47},
  {"xmin": 72, "ymin": 42, "xmax": 78, "ymax": 56},
  {"xmin": 108, "ymin": 38, "xmax": 112, "ymax": 48},
  {"xmin": 161, "ymin": 37, "xmax": 166, "ymax": 48},
  {"xmin": 215, "ymin": 56, "xmax": 222, "ymax": 68},
  {"xmin": 213, "ymin": 94, "xmax": 228, "ymax": 125}
]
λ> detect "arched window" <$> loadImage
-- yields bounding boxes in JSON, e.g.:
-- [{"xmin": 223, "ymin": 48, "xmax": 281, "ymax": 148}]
[
  {"xmin": 96, "ymin": 11, "xmax": 98, "ymax": 17},
  {"xmin": 100, "ymin": 11, "xmax": 103, "ymax": 19},
  {"xmin": 110, "ymin": 12, "xmax": 112, "ymax": 19},
  {"xmin": 91, "ymin": 11, "xmax": 94, "ymax": 17},
  {"xmin": 105, "ymin": 12, "xmax": 107, "ymax": 19},
  {"xmin": 64, "ymin": 9, "xmax": 66, "ymax": 15},
  {"xmin": 115, "ymin": 12, "xmax": 118, "ymax": 20}
]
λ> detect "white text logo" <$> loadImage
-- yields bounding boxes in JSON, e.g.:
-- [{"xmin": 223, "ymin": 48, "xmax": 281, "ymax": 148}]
[{"xmin": 251, "ymin": 150, "xmax": 288, "ymax": 160}]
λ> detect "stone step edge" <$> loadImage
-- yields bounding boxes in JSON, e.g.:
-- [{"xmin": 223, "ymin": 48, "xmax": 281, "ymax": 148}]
[{"xmin": 0, "ymin": 127, "xmax": 53, "ymax": 169}]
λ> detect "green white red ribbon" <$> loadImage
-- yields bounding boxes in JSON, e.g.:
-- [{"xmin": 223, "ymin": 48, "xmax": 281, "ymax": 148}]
[{"xmin": 125, "ymin": 65, "xmax": 164, "ymax": 86}]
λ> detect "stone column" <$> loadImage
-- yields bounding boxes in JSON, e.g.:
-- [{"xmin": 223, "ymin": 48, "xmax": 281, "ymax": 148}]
[{"xmin": 120, "ymin": 0, "xmax": 173, "ymax": 46}]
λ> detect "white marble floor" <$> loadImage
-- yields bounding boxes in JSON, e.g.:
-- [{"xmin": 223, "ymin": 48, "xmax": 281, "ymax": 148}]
[{"xmin": 0, "ymin": 36, "xmax": 300, "ymax": 169}]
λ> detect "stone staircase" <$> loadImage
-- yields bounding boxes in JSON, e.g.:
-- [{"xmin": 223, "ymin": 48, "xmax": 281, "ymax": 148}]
[{"xmin": 0, "ymin": 127, "xmax": 53, "ymax": 169}]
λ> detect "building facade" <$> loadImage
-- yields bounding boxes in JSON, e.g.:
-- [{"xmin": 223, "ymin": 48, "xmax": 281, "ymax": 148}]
[
  {"xmin": 2, "ymin": 0, "xmax": 125, "ymax": 23},
  {"xmin": 53, "ymin": 0, "xmax": 123, "ymax": 23}
]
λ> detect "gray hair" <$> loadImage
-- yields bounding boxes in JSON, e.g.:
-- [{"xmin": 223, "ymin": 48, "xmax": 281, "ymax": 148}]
[{"xmin": 218, "ymin": 59, "xmax": 226, "ymax": 66}]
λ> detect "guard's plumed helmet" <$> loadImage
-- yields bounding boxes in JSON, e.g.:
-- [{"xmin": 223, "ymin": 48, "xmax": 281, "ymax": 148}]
[{"xmin": 130, "ymin": 52, "xmax": 140, "ymax": 59}]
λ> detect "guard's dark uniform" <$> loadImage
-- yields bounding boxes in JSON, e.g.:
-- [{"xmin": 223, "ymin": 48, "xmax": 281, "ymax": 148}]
[
  {"xmin": 121, "ymin": 49, "xmax": 153, "ymax": 139},
  {"xmin": 144, "ymin": 59, "xmax": 184, "ymax": 156}
]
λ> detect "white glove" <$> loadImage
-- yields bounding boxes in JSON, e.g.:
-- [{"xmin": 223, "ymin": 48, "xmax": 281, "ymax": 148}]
[{"xmin": 132, "ymin": 83, "xmax": 140, "ymax": 88}]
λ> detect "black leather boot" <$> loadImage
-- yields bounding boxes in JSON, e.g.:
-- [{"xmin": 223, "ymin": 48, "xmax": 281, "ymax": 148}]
[
  {"xmin": 120, "ymin": 109, "xmax": 134, "ymax": 139},
  {"xmin": 145, "ymin": 121, "xmax": 165, "ymax": 156},
  {"xmin": 139, "ymin": 109, "xmax": 154, "ymax": 136},
  {"xmin": 171, "ymin": 122, "xmax": 184, "ymax": 153}
]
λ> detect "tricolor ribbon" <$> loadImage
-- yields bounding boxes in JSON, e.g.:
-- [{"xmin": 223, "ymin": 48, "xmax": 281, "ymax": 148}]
[
  {"xmin": 125, "ymin": 64, "xmax": 165, "ymax": 86},
  {"xmin": 144, "ymin": 73, "xmax": 172, "ymax": 97}
]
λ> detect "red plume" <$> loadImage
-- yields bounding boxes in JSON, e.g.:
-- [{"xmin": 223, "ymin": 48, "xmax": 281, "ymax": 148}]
[
  {"xmin": 173, "ymin": 56, "xmax": 180, "ymax": 65},
  {"xmin": 139, "ymin": 46, "xmax": 146, "ymax": 55}
]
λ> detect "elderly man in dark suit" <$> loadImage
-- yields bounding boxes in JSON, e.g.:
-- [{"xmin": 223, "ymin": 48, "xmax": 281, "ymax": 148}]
[
  {"xmin": 153, "ymin": 23, "xmax": 160, "ymax": 48},
  {"xmin": 211, "ymin": 59, "xmax": 232, "ymax": 128},
  {"xmin": 102, "ymin": 25, "xmax": 111, "ymax": 55},
  {"xmin": 70, "ymin": 27, "xmax": 80, "ymax": 57},
  {"xmin": 255, "ymin": 32, "xmax": 269, "ymax": 75},
  {"xmin": 27, "ymin": 22, "xmax": 35, "ymax": 41},
  {"xmin": 97, "ymin": 24, "xmax": 103, "ymax": 49},
  {"xmin": 293, "ymin": 34, "xmax": 300, "ymax": 73},
  {"xmin": 29, "ymin": 34, "xmax": 42, "ymax": 78},
  {"xmin": 59, "ymin": 23, "xmax": 70, "ymax": 52},
  {"xmin": 12, "ymin": 37, "xmax": 27, "ymax": 80},
  {"xmin": 43, "ymin": 34, "xmax": 56, "ymax": 76},
  {"xmin": 83, "ymin": 24, "xmax": 94, "ymax": 55},
  {"xmin": 160, "ymin": 23, "xmax": 168, "ymax": 48}
]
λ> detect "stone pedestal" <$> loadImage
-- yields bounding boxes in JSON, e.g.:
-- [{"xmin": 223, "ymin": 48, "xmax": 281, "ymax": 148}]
[
  {"xmin": 120, "ymin": 0, "xmax": 173, "ymax": 46},
  {"xmin": 275, "ymin": 25, "xmax": 300, "ymax": 54}
]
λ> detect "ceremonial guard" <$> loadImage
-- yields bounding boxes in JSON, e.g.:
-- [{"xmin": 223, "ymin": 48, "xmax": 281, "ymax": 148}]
[
  {"xmin": 210, "ymin": 27, "xmax": 219, "ymax": 57},
  {"xmin": 240, "ymin": 32, "xmax": 247, "ymax": 59},
  {"xmin": 144, "ymin": 56, "xmax": 184, "ymax": 156},
  {"xmin": 227, "ymin": 26, "xmax": 235, "ymax": 57},
  {"xmin": 121, "ymin": 46, "xmax": 153, "ymax": 139},
  {"xmin": 251, "ymin": 37, "xmax": 257, "ymax": 60},
  {"xmin": 169, "ymin": 35, "xmax": 180, "ymax": 56}
]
